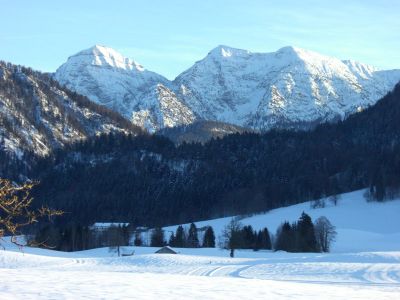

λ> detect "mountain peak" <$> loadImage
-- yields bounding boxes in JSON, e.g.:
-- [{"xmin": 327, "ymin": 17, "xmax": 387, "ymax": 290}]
[
  {"xmin": 68, "ymin": 45, "xmax": 144, "ymax": 72},
  {"xmin": 208, "ymin": 45, "xmax": 251, "ymax": 58},
  {"xmin": 275, "ymin": 46, "xmax": 317, "ymax": 60},
  {"xmin": 276, "ymin": 45, "xmax": 301, "ymax": 54},
  {"xmin": 54, "ymin": 44, "xmax": 400, "ymax": 134}
]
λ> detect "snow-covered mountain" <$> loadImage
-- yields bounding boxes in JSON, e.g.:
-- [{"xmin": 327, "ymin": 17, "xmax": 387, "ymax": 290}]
[
  {"xmin": 55, "ymin": 45, "xmax": 400, "ymax": 131},
  {"xmin": 55, "ymin": 45, "xmax": 195, "ymax": 132},
  {"xmin": 0, "ymin": 61, "xmax": 140, "ymax": 160},
  {"xmin": 175, "ymin": 45, "xmax": 400, "ymax": 129}
]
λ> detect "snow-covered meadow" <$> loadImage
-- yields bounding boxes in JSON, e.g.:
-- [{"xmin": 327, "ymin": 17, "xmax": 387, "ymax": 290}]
[{"xmin": 0, "ymin": 189, "xmax": 399, "ymax": 299}]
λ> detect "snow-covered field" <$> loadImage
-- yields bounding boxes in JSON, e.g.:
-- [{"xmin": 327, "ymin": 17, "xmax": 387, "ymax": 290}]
[
  {"xmin": 163, "ymin": 189, "xmax": 400, "ymax": 253},
  {"xmin": 0, "ymin": 190, "xmax": 399, "ymax": 299},
  {"xmin": 1, "ymin": 246, "xmax": 399, "ymax": 299}
]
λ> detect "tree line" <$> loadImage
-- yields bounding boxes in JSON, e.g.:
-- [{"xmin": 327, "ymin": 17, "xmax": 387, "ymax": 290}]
[
  {"xmin": 149, "ymin": 223, "xmax": 216, "ymax": 248},
  {"xmin": 221, "ymin": 213, "xmax": 336, "ymax": 256},
  {"xmin": 31, "ymin": 207, "xmax": 336, "ymax": 255}
]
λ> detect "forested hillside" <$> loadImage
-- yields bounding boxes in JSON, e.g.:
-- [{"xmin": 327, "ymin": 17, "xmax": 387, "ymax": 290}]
[
  {"xmin": 31, "ymin": 83, "xmax": 400, "ymax": 227},
  {"xmin": 0, "ymin": 61, "xmax": 142, "ymax": 180}
]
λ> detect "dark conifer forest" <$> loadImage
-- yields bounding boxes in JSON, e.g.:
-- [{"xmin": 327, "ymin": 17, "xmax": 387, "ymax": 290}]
[{"xmin": 24, "ymin": 83, "xmax": 400, "ymax": 229}]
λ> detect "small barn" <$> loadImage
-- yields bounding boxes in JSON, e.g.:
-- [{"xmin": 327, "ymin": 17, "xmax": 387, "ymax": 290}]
[{"xmin": 155, "ymin": 246, "xmax": 177, "ymax": 254}]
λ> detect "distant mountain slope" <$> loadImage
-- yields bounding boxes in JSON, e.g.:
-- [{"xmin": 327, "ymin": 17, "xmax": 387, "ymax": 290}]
[
  {"xmin": 159, "ymin": 120, "xmax": 252, "ymax": 144},
  {"xmin": 175, "ymin": 45, "xmax": 400, "ymax": 129},
  {"xmin": 55, "ymin": 45, "xmax": 400, "ymax": 131},
  {"xmin": 55, "ymin": 45, "xmax": 196, "ymax": 132},
  {"xmin": 0, "ymin": 61, "xmax": 141, "ymax": 178}
]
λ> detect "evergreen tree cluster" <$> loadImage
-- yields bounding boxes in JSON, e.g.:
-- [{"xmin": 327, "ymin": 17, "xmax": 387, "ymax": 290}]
[
  {"xmin": 169, "ymin": 224, "xmax": 215, "ymax": 248},
  {"xmin": 33, "ymin": 223, "xmax": 130, "ymax": 252},
  {"xmin": 274, "ymin": 213, "xmax": 335, "ymax": 253},
  {"xmin": 221, "ymin": 219, "xmax": 272, "ymax": 251}
]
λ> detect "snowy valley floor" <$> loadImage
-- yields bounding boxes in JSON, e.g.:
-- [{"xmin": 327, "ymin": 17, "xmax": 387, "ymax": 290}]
[
  {"xmin": 0, "ymin": 247, "xmax": 399, "ymax": 299},
  {"xmin": 1, "ymin": 190, "xmax": 399, "ymax": 299}
]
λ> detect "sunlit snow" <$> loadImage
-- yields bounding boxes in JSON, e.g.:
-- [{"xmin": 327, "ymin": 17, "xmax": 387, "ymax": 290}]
[{"xmin": 0, "ymin": 190, "xmax": 399, "ymax": 299}]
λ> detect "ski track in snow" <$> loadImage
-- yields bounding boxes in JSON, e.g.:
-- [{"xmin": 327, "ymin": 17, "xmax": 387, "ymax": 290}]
[
  {"xmin": 2, "ymin": 249, "xmax": 400, "ymax": 285},
  {"xmin": 1, "ymin": 249, "xmax": 400, "ymax": 299}
]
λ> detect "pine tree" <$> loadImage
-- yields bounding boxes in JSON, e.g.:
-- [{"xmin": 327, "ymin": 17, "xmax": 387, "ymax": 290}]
[
  {"xmin": 259, "ymin": 227, "xmax": 271, "ymax": 250},
  {"xmin": 296, "ymin": 212, "xmax": 318, "ymax": 252},
  {"xmin": 174, "ymin": 225, "xmax": 186, "ymax": 247},
  {"xmin": 254, "ymin": 230, "xmax": 263, "ymax": 251},
  {"xmin": 202, "ymin": 226, "xmax": 216, "ymax": 248},
  {"xmin": 187, "ymin": 223, "xmax": 199, "ymax": 248},
  {"xmin": 169, "ymin": 232, "xmax": 176, "ymax": 247},
  {"xmin": 274, "ymin": 221, "xmax": 295, "ymax": 252},
  {"xmin": 241, "ymin": 225, "xmax": 256, "ymax": 249},
  {"xmin": 150, "ymin": 227, "xmax": 165, "ymax": 247}
]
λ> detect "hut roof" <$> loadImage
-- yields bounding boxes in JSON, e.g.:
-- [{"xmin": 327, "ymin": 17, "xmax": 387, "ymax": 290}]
[{"xmin": 154, "ymin": 246, "xmax": 177, "ymax": 254}]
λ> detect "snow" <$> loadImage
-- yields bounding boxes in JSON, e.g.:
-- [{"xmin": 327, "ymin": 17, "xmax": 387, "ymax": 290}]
[
  {"xmin": 67, "ymin": 45, "xmax": 144, "ymax": 72},
  {"xmin": 221, "ymin": 48, "xmax": 232, "ymax": 57},
  {"xmin": 55, "ymin": 45, "xmax": 400, "ymax": 132},
  {"xmin": 175, "ymin": 45, "xmax": 400, "ymax": 129},
  {"xmin": 0, "ymin": 189, "xmax": 399, "ymax": 299},
  {"xmin": 90, "ymin": 222, "xmax": 130, "ymax": 230},
  {"xmin": 162, "ymin": 189, "xmax": 400, "ymax": 253},
  {"xmin": 55, "ymin": 46, "xmax": 195, "ymax": 132},
  {"xmin": 2, "ymin": 268, "xmax": 398, "ymax": 300},
  {"xmin": 0, "ymin": 63, "xmax": 135, "ymax": 158},
  {"xmin": 0, "ymin": 242, "xmax": 399, "ymax": 299}
]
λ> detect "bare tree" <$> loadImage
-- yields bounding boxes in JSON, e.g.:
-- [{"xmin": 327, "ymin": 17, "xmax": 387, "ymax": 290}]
[
  {"xmin": 314, "ymin": 216, "xmax": 337, "ymax": 252},
  {"xmin": 134, "ymin": 232, "xmax": 143, "ymax": 246},
  {"xmin": 107, "ymin": 225, "xmax": 127, "ymax": 256},
  {"xmin": 329, "ymin": 194, "xmax": 340, "ymax": 206},
  {"xmin": 0, "ymin": 178, "xmax": 62, "ymax": 247},
  {"xmin": 220, "ymin": 218, "xmax": 243, "ymax": 257},
  {"xmin": 310, "ymin": 198, "xmax": 325, "ymax": 209}
]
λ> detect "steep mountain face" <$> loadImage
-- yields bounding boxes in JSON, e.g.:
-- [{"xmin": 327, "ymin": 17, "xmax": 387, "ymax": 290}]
[
  {"xmin": 175, "ymin": 46, "xmax": 400, "ymax": 129},
  {"xmin": 55, "ymin": 45, "xmax": 400, "ymax": 131},
  {"xmin": 55, "ymin": 45, "xmax": 195, "ymax": 132},
  {"xmin": 0, "ymin": 61, "xmax": 140, "ymax": 164}
]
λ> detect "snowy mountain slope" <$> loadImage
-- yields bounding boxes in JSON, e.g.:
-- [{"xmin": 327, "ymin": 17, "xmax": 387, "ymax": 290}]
[
  {"xmin": 55, "ymin": 45, "xmax": 400, "ymax": 132},
  {"xmin": 161, "ymin": 189, "xmax": 400, "ymax": 253},
  {"xmin": 55, "ymin": 45, "xmax": 196, "ymax": 132},
  {"xmin": 175, "ymin": 45, "xmax": 400, "ymax": 129},
  {"xmin": 0, "ymin": 61, "xmax": 140, "ymax": 159}
]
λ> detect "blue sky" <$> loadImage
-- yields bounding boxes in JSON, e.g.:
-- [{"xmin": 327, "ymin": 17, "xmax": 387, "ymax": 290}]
[{"xmin": 1, "ymin": 0, "xmax": 399, "ymax": 79}]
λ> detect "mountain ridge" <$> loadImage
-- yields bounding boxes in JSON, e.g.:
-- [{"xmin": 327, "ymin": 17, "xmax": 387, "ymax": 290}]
[{"xmin": 55, "ymin": 44, "xmax": 400, "ymax": 131}]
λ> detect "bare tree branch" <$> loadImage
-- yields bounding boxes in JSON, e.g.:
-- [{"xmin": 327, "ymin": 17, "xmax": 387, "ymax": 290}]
[{"xmin": 0, "ymin": 178, "xmax": 63, "ymax": 247}]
